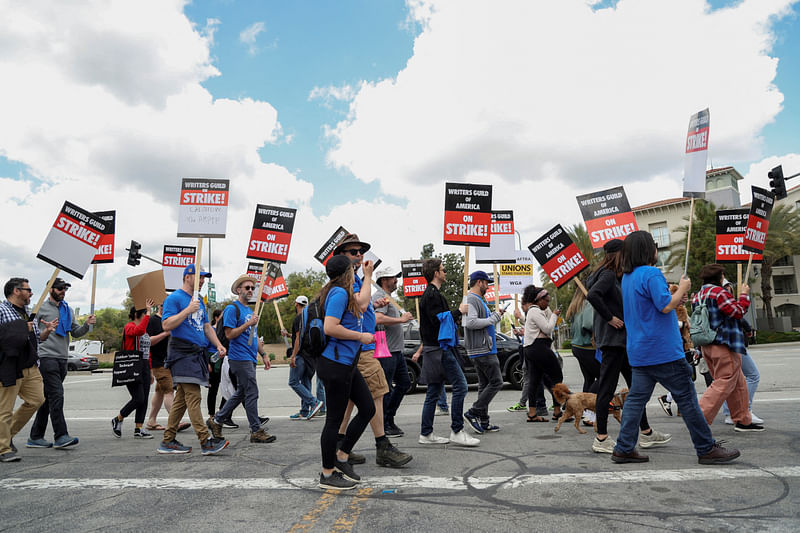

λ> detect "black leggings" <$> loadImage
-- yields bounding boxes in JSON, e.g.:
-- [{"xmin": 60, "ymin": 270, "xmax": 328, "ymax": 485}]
[
  {"xmin": 120, "ymin": 365, "xmax": 151, "ymax": 424},
  {"xmin": 595, "ymin": 346, "xmax": 649, "ymax": 434},
  {"xmin": 572, "ymin": 346, "xmax": 600, "ymax": 393},
  {"xmin": 317, "ymin": 354, "xmax": 375, "ymax": 470},
  {"xmin": 525, "ymin": 339, "xmax": 563, "ymax": 409}
]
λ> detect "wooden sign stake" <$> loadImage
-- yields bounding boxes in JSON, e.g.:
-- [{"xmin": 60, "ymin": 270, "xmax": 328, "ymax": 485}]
[
  {"xmin": 683, "ymin": 197, "xmax": 696, "ymax": 275},
  {"xmin": 32, "ymin": 268, "xmax": 61, "ymax": 317},
  {"xmin": 193, "ymin": 238, "xmax": 204, "ymax": 299},
  {"xmin": 89, "ymin": 263, "xmax": 97, "ymax": 331},
  {"xmin": 744, "ymin": 253, "xmax": 754, "ymax": 286},
  {"xmin": 737, "ymin": 263, "xmax": 743, "ymax": 297},
  {"xmin": 415, "ymin": 298, "xmax": 421, "ymax": 322},
  {"xmin": 574, "ymin": 278, "xmax": 588, "ymax": 297}
]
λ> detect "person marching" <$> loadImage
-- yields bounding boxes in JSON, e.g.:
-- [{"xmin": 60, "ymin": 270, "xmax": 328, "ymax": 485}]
[{"xmin": 287, "ymin": 295, "xmax": 324, "ymax": 420}]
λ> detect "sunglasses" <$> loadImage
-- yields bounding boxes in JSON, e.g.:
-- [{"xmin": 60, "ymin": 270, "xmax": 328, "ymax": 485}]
[
  {"xmin": 343, "ymin": 248, "xmax": 366, "ymax": 256},
  {"xmin": 242, "ymin": 285, "xmax": 256, "ymax": 291},
  {"xmin": 53, "ymin": 287, "xmax": 68, "ymax": 291},
  {"xmin": 17, "ymin": 287, "xmax": 33, "ymax": 293}
]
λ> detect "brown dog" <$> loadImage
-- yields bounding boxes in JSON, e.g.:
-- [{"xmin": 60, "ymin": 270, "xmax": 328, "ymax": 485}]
[
  {"xmin": 552, "ymin": 383, "xmax": 597, "ymax": 434},
  {"xmin": 609, "ymin": 387, "xmax": 628, "ymax": 424}
]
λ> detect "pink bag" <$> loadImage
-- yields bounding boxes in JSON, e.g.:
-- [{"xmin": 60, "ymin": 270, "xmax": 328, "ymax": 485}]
[{"xmin": 373, "ymin": 329, "xmax": 392, "ymax": 359}]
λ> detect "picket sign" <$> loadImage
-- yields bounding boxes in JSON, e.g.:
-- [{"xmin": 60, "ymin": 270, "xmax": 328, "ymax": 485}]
[
  {"xmin": 683, "ymin": 197, "xmax": 696, "ymax": 275},
  {"xmin": 249, "ymin": 261, "xmax": 270, "ymax": 345},
  {"xmin": 193, "ymin": 238, "xmax": 204, "ymax": 301}
]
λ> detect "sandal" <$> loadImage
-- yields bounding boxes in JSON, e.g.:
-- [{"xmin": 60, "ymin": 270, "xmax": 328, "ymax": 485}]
[
  {"xmin": 177, "ymin": 422, "xmax": 191, "ymax": 432},
  {"xmin": 527, "ymin": 415, "xmax": 549, "ymax": 422},
  {"xmin": 145, "ymin": 423, "xmax": 166, "ymax": 431}
]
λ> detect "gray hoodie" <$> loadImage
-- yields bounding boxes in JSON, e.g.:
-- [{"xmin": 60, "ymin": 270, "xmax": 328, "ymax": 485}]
[
  {"xmin": 36, "ymin": 298, "xmax": 91, "ymax": 359},
  {"xmin": 464, "ymin": 292, "xmax": 502, "ymax": 357}
]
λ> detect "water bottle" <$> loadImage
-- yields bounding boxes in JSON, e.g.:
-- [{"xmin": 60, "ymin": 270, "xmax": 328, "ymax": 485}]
[{"xmin": 210, "ymin": 352, "xmax": 220, "ymax": 364}]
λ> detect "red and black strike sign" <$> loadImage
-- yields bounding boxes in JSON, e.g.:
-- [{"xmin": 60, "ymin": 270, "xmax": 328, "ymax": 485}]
[
  {"xmin": 264, "ymin": 262, "xmax": 288, "ymax": 301},
  {"xmin": 443, "ymin": 182, "xmax": 492, "ymax": 247},
  {"xmin": 716, "ymin": 209, "xmax": 763, "ymax": 263},
  {"xmin": 529, "ymin": 224, "xmax": 589, "ymax": 288},
  {"xmin": 162, "ymin": 245, "xmax": 196, "ymax": 292},
  {"xmin": 401, "ymin": 260, "xmax": 427, "ymax": 298},
  {"xmin": 37, "ymin": 201, "xmax": 108, "ymax": 279},
  {"xmin": 246, "ymin": 262, "xmax": 270, "ymax": 303},
  {"xmin": 484, "ymin": 284, "xmax": 512, "ymax": 304},
  {"xmin": 742, "ymin": 186, "xmax": 775, "ymax": 254},
  {"xmin": 91, "ymin": 210, "xmax": 116, "ymax": 264},
  {"xmin": 576, "ymin": 186, "xmax": 638, "ymax": 249},
  {"xmin": 314, "ymin": 226, "xmax": 350, "ymax": 265},
  {"xmin": 177, "ymin": 178, "xmax": 230, "ymax": 238},
  {"xmin": 247, "ymin": 204, "xmax": 296, "ymax": 264}
]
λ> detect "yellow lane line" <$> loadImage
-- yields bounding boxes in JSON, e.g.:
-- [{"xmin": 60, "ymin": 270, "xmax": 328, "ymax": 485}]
[
  {"xmin": 287, "ymin": 490, "xmax": 340, "ymax": 532},
  {"xmin": 329, "ymin": 487, "xmax": 373, "ymax": 532}
]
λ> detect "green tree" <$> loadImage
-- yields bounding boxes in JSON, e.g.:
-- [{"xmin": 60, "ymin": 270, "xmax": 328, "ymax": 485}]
[
  {"xmin": 758, "ymin": 204, "xmax": 800, "ymax": 327},
  {"xmin": 399, "ymin": 243, "xmax": 465, "ymax": 314}
]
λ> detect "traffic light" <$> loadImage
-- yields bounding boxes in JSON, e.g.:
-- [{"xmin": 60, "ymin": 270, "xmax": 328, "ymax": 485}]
[
  {"xmin": 127, "ymin": 240, "xmax": 142, "ymax": 266},
  {"xmin": 769, "ymin": 165, "xmax": 787, "ymax": 200}
]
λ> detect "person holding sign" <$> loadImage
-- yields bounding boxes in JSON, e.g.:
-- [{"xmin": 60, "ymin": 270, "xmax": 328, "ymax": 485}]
[
  {"xmin": 0, "ymin": 278, "xmax": 56, "ymax": 462},
  {"xmin": 157, "ymin": 264, "xmax": 229, "ymax": 456},
  {"xmin": 29, "ymin": 278, "xmax": 95, "ymax": 450},
  {"xmin": 613, "ymin": 232, "xmax": 740, "ymax": 465}
]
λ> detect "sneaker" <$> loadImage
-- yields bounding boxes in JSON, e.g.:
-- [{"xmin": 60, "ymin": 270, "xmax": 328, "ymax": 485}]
[
  {"xmin": 481, "ymin": 423, "xmax": 501, "ymax": 433},
  {"xmin": 306, "ymin": 400, "xmax": 324, "ymax": 420},
  {"xmin": 698, "ymin": 441, "xmax": 741, "ymax": 464},
  {"xmin": 259, "ymin": 416, "xmax": 270, "ymax": 428},
  {"xmin": 449, "ymin": 429, "xmax": 480, "ymax": 447},
  {"xmin": 10, "ymin": 440, "xmax": 17, "ymax": 453},
  {"xmin": 418, "ymin": 433, "xmax": 450, "ymax": 444},
  {"xmin": 734, "ymin": 422, "xmax": 765, "ymax": 432},
  {"xmin": 592, "ymin": 436, "xmax": 616, "ymax": 454},
  {"xmin": 53, "ymin": 435, "xmax": 79, "ymax": 449},
  {"xmin": 750, "ymin": 412, "xmax": 764, "ymax": 424},
  {"xmin": 221, "ymin": 418, "xmax": 239, "ymax": 429},
  {"xmin": 507, "ymin": 402, "xmax": 527, "ymax": 412},
  {"xmin": 318, "ymin": 409, "xmax": 326, "ymax": 416},
  {"xmin": 206, "ymin": 416, "xmax": 224, "ymax": 439},
  {"xmin": 111, "ymin": 417, "xmax": 122, "ymax": 438},
  {"xmin": 385, "ymin": 424, "xmax": 405, "ymax": 438},
  {"xmin": 435, "ymin": 406, "xmax": 449, "ymax": 416},
  {"xmin": 0, "ymin": 451, "xmax": 20, "ymax": 462},
  {"xmin": 26, "ymin": 438, "xmax": 53, "ymax": 449},
  {"xmin": 657, "ymin": 395, "xmax": 673, "ymax": 417},
  {"xmin": 157, "ymin": 439, "xmax": 192, "ymax": 454},
  {"xmin": 639, "ymin": 429, "xmax": 672, "ymax": 449},
  {"xmin": 346, "ymin": 450, "xmax": 366, "ymax": 465},
  {"xmin": 250, "ymin": 429, "xmax": 277, "ymax": 443},
  {"xmin": 376, "ymin": 440, "xmax": 413, "ymax": 467},
  {"xmin": 335, "ymin": 459, "xmax": 361, "ymax": 482},
  {"xmin": 201, "ymin": 437, "xmax": 229, "ymax": 456},
  {"xmin": 289, "ymin": 412, "xmax": 306, "ymax": 420},
  {"xmin": 134, "ymin": 428, "xmax": 154, "ymax": 439},
  {"xmin": 611, "ymin": 449, "xmax": 649, "ymax": 463},
  {"xmin": 319, "ymin": 471, "xmax": 357, "ymax": 491},
  {"xmin": 724, "ymin": 416, "xmax": 734, "ymax": 425},
  {"xmin": 463, "ymin": 410, "xmax": 484, "ymax": 434}
]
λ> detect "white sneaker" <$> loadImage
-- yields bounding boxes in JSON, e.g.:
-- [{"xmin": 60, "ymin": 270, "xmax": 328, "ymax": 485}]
[
  {"xmin": 724, "ymin": 416, "xmax": 734, "ymax": 425},
  {"xmin": 592, "ymin": 436, "xmax": 616, "ymax": 454},
  {"xmin": 449, "ymin": 430, "xmax": 479, "ymax": 447},
  {"xmin": 750, "ymin": 412, "xmax": 764, "ymax": 424},
  {"xmin": 435, "ymin": 407, "xmax": 449, "ymax": 416},
  {"xmin": 639, "ymin": 429, "xmax": 672, "ymax": 448},
  {"xmin": 418, "ymin": 434, "xmax": 450, "ymax": 445}
]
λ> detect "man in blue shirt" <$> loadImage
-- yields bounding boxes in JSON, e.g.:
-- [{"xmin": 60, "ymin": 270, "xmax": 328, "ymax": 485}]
[
  {"xmin": 207, "ymin": 275, "xmax": 276, "ymax": 444},
  {"xmin": 158, "ymin": 264, "xmax": 228, "ymax": 456}
]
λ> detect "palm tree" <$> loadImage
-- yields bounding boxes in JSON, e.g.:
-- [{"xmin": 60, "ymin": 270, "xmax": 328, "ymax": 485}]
[{"xmin": 758, "ymin": 204, "xmax": 800, "ymax": 328}]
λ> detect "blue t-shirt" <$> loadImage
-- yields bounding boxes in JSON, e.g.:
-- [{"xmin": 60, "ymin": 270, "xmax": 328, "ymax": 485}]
[
  {"xmin": 162, "ymin": 289, "xmax": 208, "ymax": 346},
  {"xmin": 322, "ymin": 286, "xmax": 362, "ymax": 366},
  {"xmin": 470, "ymin": 297, "xmax": 497, "ymax": 359},
  {"xmin": 223, "ymin": 300, "xmax": 258, "ymax": 363},
  {"xmin": 354, "ymin": 275, "xmax": 376, "ymax": 351},
  {"xmin": 621, "ymin": 266, "xmax": 684, "ymax": 367}
]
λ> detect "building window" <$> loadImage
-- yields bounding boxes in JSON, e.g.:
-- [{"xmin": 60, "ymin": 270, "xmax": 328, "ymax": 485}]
[
  {"xmin": 773, "ymin": 275, "xmax": 798, "ymax": 295},
  {"xmin": 655, "ymin": 250, "xmax": 670, "ymax": 268},
  {"xmin": 650, "ymin": 223, "xmax": 669, "ymax": 248}
]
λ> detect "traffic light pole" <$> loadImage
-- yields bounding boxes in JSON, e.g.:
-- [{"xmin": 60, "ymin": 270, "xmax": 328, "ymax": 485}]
[{"xmin": 124, "ymin": 248, "xmax": 163, "ymax": 266}]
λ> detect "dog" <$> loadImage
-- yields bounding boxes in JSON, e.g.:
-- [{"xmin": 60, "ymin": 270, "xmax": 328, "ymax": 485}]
[
  {"xmin": 609, "ymin": 387, "xmax": 629, "ymax": 425},
  {"xmin": 552, "ymin": 383, "xmax": 597, "ymax": 434}
]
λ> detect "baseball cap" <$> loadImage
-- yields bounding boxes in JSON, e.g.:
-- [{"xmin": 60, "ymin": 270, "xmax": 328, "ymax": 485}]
[
  {"xmin": 374, "ymin": 266, "xmax": 401, "ymax": 281},
  {"xmin": 295, "ymin": 295, "xmax": 309, "ymax": 306},
  {"xmin": 52, "ymin": 278, "xmax": 72, "ymax": 290},
  {"xmin": 469, "ymin": 270, "xmax": 493, "ymax": 283},
  {"xmin": 183, "ymin": 264, "xmax": 212, "ymax": 278}
]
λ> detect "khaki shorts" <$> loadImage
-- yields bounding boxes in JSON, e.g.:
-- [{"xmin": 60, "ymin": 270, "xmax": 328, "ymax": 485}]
[
  {"xmin": 357, "ymin": 350, "xmax": 390, "ymax": 399},
  {"xmin": 152, "ymin": 366, "xmax": 174, "ymax": 395}
]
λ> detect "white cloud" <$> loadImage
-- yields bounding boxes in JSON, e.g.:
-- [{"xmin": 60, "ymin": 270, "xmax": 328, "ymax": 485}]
[
  {"xmin": 308, "ymin": 84, "xmax": 358, "ymax": 109},
  {"xmin": 740, "ymin": 153, "xmax": 800, "ymax": 204},
  {"xmin": 239, "ymin": 21, "xmax": 266, "ymax": 55}
]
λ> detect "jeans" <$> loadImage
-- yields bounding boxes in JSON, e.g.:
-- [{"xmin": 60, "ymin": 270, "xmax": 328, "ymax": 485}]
[
  {"xmin": 289, "ymin": 355, "xmax": 317, "ymax": 414},
  {"xmin": 316, "ymin": 376, "xmax": 326, "ymax": 406},
  {"xmin": 722, "ymin": 351, "xmax": 760, "ymax": 415},
  {"xmin": 421, "ymin": 348, "xmax": 467, "ymax": 436},
  {"xmin": 438, "ymin": 388, "xmax": 449, "ymax": 409},
  {"xmin": 215, "ymin": 360, "xmax": 261, "ymax": 433},
  {"xmin": 595, "ymin": 346, "xmax": 649, "ymax": 435},
  {"xmin": 469, "ymin": 354, "xmax": 503, "ymax": 423},
  {"xmin": 380, "ymin": 350, "xmax": 411, "ymax": 423},
  {"xmin": 120, "ymin": 365, "xmax": 151, "ymax": 424},
  {"xmin": 30, "ymin": 358, "xmax": 69, "ymax": 440},
  {"xmin": 615, "ymin": 359, "xmax": 715, "ymax": 456}
]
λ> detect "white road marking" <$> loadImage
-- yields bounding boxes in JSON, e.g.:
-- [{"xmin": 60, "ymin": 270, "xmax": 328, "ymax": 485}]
[
  {"xmin": 2, "ymin": 466, "xmax": 800, "ymax": 491},
  {"xmin": 63, "ymin": 378, "xmax": 109, "ymax": 385}
]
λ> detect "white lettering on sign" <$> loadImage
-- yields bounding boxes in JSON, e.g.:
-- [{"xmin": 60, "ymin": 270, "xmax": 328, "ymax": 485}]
[
  {"xmin": 590, "ymin": 223, "xmax": 636, "ymax": 243},
  {"xmin": 745, "ymin": 228, "xmax": 766, "ymax": 245},
  {"xmin": 56, "ymin": 216, "xmax": 101, "ymax": 246},
  {"xmin": 96, "ymin": 244, "xmax": 112, "ymax": 255},
  {"xmin": 182, "ymin": 192, "xmax": 227, "ymax": 204},
  {"xmin": 491, "ymin": 222, "xmax": 513, "ymax": 233},
  {"xmin": 686, "ymin": 131, "xmax": 708, "ymax": 151},
  {"xmin": 550, "ymin": 253, "xmax": 583, "ymax": 282},
  {"xmin": 718, "ymin": 244, "xmax": 748, "ymax": 255},
  {"xmin": 250, "ymin": 240, "xmax": 289, "ymax": 255},
  {"xmin": 163, "ymin": 255, "xmax": 193, "ymax": 266},
  {"xmin": 445, "ymin": 223, "xmax": 488, "ymax": 237}
]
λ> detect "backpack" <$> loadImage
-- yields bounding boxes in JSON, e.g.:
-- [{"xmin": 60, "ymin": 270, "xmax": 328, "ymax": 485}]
[
  {"xmin": 689, "ymin": 287, "xmax": 718, "ymax": 347},
  {"xmin": 215, "ymin": 304, "xmax": 240, "ymax": 350},
  {"xmin": 300, "ymin": 297, "xmax": 327, "ymax": 359}
]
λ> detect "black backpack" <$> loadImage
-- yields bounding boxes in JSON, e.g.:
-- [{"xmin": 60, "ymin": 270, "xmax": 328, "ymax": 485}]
[
  {"xmin": 300, "ymin": 297, "xmax": 327, "ymax": 359},
  {"xmin": 215, "ymin": 304, "xmax": 240, "ymax": 350}
]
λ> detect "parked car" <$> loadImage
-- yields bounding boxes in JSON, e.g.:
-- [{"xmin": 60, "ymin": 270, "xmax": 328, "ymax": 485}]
[
  {"xmin": 67, "ymin": 351, "xmax": 99, "ymax": 371},
  {"xmin": 401, "ymin": 322, "xmax": 524, "ymax": 393}
]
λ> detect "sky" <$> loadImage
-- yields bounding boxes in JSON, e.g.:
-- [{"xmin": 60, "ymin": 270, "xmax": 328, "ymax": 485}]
[{"xmin": 1, "ymin": 0, "xmax": 798, "ymax": 311}]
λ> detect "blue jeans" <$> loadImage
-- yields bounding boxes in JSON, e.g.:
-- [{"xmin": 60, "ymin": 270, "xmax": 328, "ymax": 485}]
[
  {"xmin": 722, "ymin": 351, "xmax": 759, "ymax": 415},
  {"xmin": 215, "ymin": 360, "xmax": 260, "ymax": 433},
  {"xmin": 288, "ymin": 355, "xmax": 317, "ymax": 415},
  {"xmin": 316, "ymin": 376, "xmax": 326, "ymax": 407},
  {"xmin": 615, "ymin": 359, "xmax": 715, "ymax": 457},
  {"xmin": 421, "ymin": 348, "xmax": 467, "ymax": 436},
  {"xmin": 380, "ymin": 350, "xmax": 411, "ymax": 422},
  {"xmin": 438, "ymin": 388, "xmax": 449, "ymax": 409}
]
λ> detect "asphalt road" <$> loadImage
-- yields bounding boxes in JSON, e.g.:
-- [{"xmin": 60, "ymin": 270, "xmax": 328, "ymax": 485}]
[{"xmin": 2, "ymin": 343, "xmax": 800, "ymax": 532}]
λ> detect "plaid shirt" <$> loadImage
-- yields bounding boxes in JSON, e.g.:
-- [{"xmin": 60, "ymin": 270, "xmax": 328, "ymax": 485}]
[{"xmin": 691, "ymin": 285, "xmax": 750, "ymax": 354}]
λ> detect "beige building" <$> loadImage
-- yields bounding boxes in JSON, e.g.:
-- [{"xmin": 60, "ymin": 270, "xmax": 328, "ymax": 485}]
[{"xmin": 631, "ymin": 167, "xmax": 800, "ymax": 330}]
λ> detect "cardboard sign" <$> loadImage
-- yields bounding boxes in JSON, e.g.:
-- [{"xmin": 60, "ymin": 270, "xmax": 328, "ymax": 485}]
[
  {"xmin": 37, "ymin": 201, "xmax": 107, "ymax": 279},
  {"xmin": 484, "ymin": 284, "xmax": 512, "ymax": 304},
  {"xmin": 498, "ymin": 250, "xmax": 535, "ymax": 295},
  {"xmin": 177, "ymin": 178, "xmax": 230, "ymax": 238},
  {"xmin": 682, "ymin": 108, "xmax": 710, "ymax": 198},
  {"xmin": 264, "ymin": 262, "xmax": 289, "ymax": 301},
  {"xmin": 314, "ymin": 226, "xmax": 350, "ymax": 266},
  {"xmin": 742, "ymin": 186, "xmax": 775, "ymax": 254},
  {"xmin": 529, "ymin": 224, "xmax": 589, "ymax": 288},
  {"xmin": 475, "ymin": 210, "xmax": 517, "ymax": 264},
  {"xmin": 162, "ymin": 245, "xmax": 196, "ymax": 292},
  {"xmin": 716, "ymin": 209, "xmax": 764, "ymax": 263},
  {"xmin": 401, "ymin": 260, "xmax": 427, "ymax": 298},
  {"xmin": 127, "ymin": 269, "xmax": 167, "ymax": 310},
  {"xmin": 247, "ymin": 204, "xmax": 296, "ymax": 264},
  {"xmin": 91, "ymin": 210, "xmax": 116, "ymax": 264},
  {"xmin": 576, "ymin": 187, "xmax": 638, "ymax": 249},
  {"xmin": 443, "ymin": 182, "xmax": 492, "ymax": 247}
]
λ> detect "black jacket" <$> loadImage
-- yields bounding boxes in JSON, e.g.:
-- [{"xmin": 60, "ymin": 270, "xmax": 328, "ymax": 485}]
[
  {"xmin": 0, "ymin": 319, "xmax": 38, "ymax": 387},
  {"xmin": 419, "ymin": 284, "xmax": 462, "ymax": 347},
  {"xmin": 585, "ymin": 267, "xmax": 626, "ymax": 349}
]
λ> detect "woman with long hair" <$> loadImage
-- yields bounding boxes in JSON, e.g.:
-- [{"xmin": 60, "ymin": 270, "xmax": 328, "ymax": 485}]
[
  {"xmin": 112, "ymin": 298, "xmax": 155, "ymax": 439},
  {"xmin": 565, "ymin": 288, "xmax": 599, "ymax": 394},
  {"xmin": 316, "ymin": 255, "xmax": 376, "ymax": 491}
]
